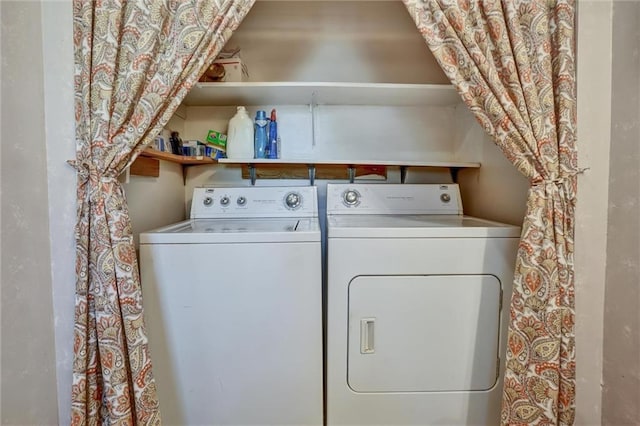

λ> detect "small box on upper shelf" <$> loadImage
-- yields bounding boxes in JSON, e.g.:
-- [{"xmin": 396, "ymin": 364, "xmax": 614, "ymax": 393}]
[
  {"xmin": 200, "ymin": 47, "xmax": 249, "ymax": 83},
  {"xmin": 216, "ymin": 58, "xmax": 248, "ymax": 82}
]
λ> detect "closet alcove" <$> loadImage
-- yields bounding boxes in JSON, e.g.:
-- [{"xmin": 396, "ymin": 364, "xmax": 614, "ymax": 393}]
[{"xmin": 125, "ymin": 0, "xmax": 528, "ymax": 247}]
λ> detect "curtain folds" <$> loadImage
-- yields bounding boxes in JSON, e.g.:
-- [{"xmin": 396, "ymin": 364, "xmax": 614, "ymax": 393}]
[
  {"xmin": 71, "ymin": 1, "xmax": 255, "ymax": 423},
  {"xmin": 402, "ymin": 1, "xmax": 578, "ymax": 425}
]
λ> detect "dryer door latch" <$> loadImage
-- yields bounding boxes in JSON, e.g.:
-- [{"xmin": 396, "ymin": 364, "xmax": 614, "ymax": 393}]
[{"xmin": 360, "ymin": 318, "xmax": 376, "ymax": 354}]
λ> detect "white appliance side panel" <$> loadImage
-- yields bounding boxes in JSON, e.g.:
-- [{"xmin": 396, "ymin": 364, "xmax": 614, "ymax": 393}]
[
  {"xmin": 140, "ymin": 242, "xmax": 323, "ymax": 426},
  {"xmin": 348, "ymin": 275, "xmax": 501, "ymax": 392}
]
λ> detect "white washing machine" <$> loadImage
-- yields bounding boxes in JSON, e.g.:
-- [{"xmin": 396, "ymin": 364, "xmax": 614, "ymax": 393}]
[
  {"xmin": 325, "ymin": 183, "xmax": 520, "ymax": 425},
  {"xmin": 140, "ymin": 186, "xmax": 323, "ymax": 425}
]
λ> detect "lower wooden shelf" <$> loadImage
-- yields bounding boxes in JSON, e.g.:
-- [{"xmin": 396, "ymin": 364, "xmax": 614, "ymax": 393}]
[
  {"xmin": 130, "ymin": 148, "xmax": 217, "ymax": 181},
  {"xmin": 217, "ymin": 158, "xmax": 480, "ymax": 168},
  {"xmin": 131, "ymin": 149, "xmax": 479, "ymax": 185},
  {"xmin": 221, "ymin": 159, "xmax": 479, "ymax": 185},
  {"xmin": 139, "ymin": 148, "xmax": 217, "ymax": 165}
]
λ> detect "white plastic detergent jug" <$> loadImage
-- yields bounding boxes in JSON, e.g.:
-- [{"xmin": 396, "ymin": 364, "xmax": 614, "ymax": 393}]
[{"xmin": 226, "ymin": 106, "xmax": 254, "ymax": 159}]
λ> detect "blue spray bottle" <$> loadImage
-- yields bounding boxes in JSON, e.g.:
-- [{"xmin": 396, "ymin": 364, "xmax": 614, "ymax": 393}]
[
  {"xmin": 254, "ymin": 110, "xmax": 269, "ymax": 158},
  {"xmin": 268, "ymin": 109, "xmax": 279, "ymax": 159}
]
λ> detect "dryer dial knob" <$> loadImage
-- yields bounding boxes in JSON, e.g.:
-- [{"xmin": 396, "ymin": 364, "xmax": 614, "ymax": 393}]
[
  {"xmin": 440, "ymin": 193, "xmax": 451, "ymax": 203},
  {"xmin": 237, "ymin": 196, "xmax": 247, "ymax": 206},
  {"xmin": 343, "ymin": 190, "xmax": 360, "ymax": 206},
  {"xmin": 203, "ymin": 197, "xmax": 213, "ymax": 206},
  {"xmin": 285, "ymin": 192, "xmax": 302, "ymax": 210},
  {"xmin": 220, "ymin": 196, "xmax": 230, "ymax": 206}
]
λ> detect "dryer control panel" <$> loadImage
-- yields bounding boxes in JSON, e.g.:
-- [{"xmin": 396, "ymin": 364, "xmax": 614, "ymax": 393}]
[
  {"xmin": 191, "ymin": 186, "xmax": 318, "ymax": 219},
  {"xmin": 326, "ymin": 184, "xmax": 463, "ymax": 215}
]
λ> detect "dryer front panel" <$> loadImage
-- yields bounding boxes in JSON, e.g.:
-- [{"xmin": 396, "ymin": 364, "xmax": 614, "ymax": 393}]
[{"xmin": 347, "ymin": 274, "xmax": 501, "ymax": 393}]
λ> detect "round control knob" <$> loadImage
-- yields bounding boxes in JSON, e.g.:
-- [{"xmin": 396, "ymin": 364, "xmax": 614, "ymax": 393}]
[
  {"xmin": 284, "ymin": 192, "xmax": 302, "ymax": 210},
  {"xmin": 237, "ymin": 196, "xmax": 247, "ymax": 206},
  {"xmin": 343, "ymin": 190, "xmax": 360, "ymax": 206},
  {"xmin": 203, "ymin": 196, "xmax": 213, "ymax": 206},
  {"xmin": 220, "ymin": 196, "xmax": 230, "ymax": 206},
  {"xmin": 440, "ymin": 193, "xmax": 451, "ymax": 203}
]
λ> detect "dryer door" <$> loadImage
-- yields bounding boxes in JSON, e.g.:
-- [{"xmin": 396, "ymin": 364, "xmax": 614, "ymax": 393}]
[{"xmin": 348, "ymin": 275, "xmax": 501, "ymax": 393}]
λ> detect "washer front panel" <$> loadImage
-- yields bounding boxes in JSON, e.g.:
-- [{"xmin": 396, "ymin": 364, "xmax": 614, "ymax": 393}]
[{"xmin": 141, "ymin": 240, "xmax": 323, "ymax": 425}]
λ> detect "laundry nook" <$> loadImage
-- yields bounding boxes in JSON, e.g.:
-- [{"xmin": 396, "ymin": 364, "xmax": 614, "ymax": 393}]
[{"xmin": 6, "ymin": 1, "xmax": 637, "ymax": 426}]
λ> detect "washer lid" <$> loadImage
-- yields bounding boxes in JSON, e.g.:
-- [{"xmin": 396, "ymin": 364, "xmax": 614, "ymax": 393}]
[
  {"xmin": 327, "ymin": 215, "xmax": 521, "ymax": 238},
  {"xmin": 140, "ymin": 218, "xmax": 321, "ymax": 244}
]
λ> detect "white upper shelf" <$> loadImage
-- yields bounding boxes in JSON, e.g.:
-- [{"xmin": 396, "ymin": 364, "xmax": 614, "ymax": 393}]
[
  {"xmin": 182, "ymin": 82, "xmax": 462, "ymax": 107},
  {"xmin": 218, "ymin": 158, "xmax": 480, "ymax": 168}
]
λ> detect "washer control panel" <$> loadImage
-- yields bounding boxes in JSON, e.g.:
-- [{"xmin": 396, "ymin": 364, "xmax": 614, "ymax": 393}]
[
  {"xmin": 191, "ymin": 186, "xmax": 318, "ymax": 218},
  {"xmin": 327, "ymin": 184, "xmax": 463, "ymax": 215},
  {"xmin": 284, "ymin": 192, "xmax": 302, "ymax": 210}
]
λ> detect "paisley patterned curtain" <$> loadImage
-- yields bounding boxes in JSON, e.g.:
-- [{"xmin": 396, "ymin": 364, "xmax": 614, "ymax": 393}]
[
  {"xmin": 402, "ymin": 1, "xmax": 577, "ymax": 424},
  {"xmin": 71, "ymin": 1, "xmax": 254, "ymax": 423}
]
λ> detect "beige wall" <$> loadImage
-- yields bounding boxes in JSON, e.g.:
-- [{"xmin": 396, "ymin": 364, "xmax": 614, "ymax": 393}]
[
  {"xmin": 124, "ymin": 161, "xmax": 187, "ymax": 249},
  {"xmin": 230, "ymin": 0, "xmax": 448, "ymax": 84},
  {"xmin": 602, "ymin": 2, "xmax": 640, "ymax": 425},
  {"xmin": 575, "ymin": 2, "xmax": 613, "ymax": 425},
  {"xmin": 456, "ymin": 120, "xmax": 529, "ymax": 226},
  {"xmin": 0, "ymin": 2, "xmax": 59, "ymax": 424},
  {"xmin": 40, "ymin": 2, "xmax": 77, "ymax": 422}
]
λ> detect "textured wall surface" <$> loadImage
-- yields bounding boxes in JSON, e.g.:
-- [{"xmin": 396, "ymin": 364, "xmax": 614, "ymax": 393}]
[
  {"xmin": 40, "ymin": 2, "xmax": 77, "ymax": 422},
  {"xmin": 575, "ymin": 2, "xmax": 613, "ymax": 424},
  {"xmin": 0, "ymin": 1, "xmax": 59, "ymax": 424},
  {"xmin": 124, "ymin": 161, "xmax": 187, "ymax": 249},
  {"xmin": 602, "ymin": 2, "xmax": 640, "ymax": 425}
]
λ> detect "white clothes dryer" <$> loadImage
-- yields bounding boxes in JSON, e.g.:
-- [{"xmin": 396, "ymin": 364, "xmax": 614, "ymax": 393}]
[
  {"xmin": 325, "ymin": 183, "xmax": 520, "ymax": 426},
  {"xmin": 140, "ymin": 186, "xmax": 323, "ymax": 425}
]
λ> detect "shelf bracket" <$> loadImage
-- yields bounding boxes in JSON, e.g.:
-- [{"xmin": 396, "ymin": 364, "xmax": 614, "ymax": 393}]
[
  {"xmin": 348, "ymin": 165, "xmax": 356, "ymax": 183},
  {"xmin": 310, "ymin": 91, "xmax": 317, "ymax": 148},
  {"xmin": 307, "ymin": 164, "xmax": 316, "ymax": 186},
  {"xmin": 248, "ymin": 163, "xmax": 257, "ymax": 186},
  {"xmin": 451, "ymin": 167, "xmax": 460, "ymax": 183},
  {"xmin": 400, "ymin": 166, "xmax": 408, "ymax": 184}
]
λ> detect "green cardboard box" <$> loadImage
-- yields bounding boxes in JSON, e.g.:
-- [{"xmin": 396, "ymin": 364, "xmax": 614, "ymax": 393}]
[{"xmin": 206, "ymin": 130, "xmax": 227, "ymax": 152}]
